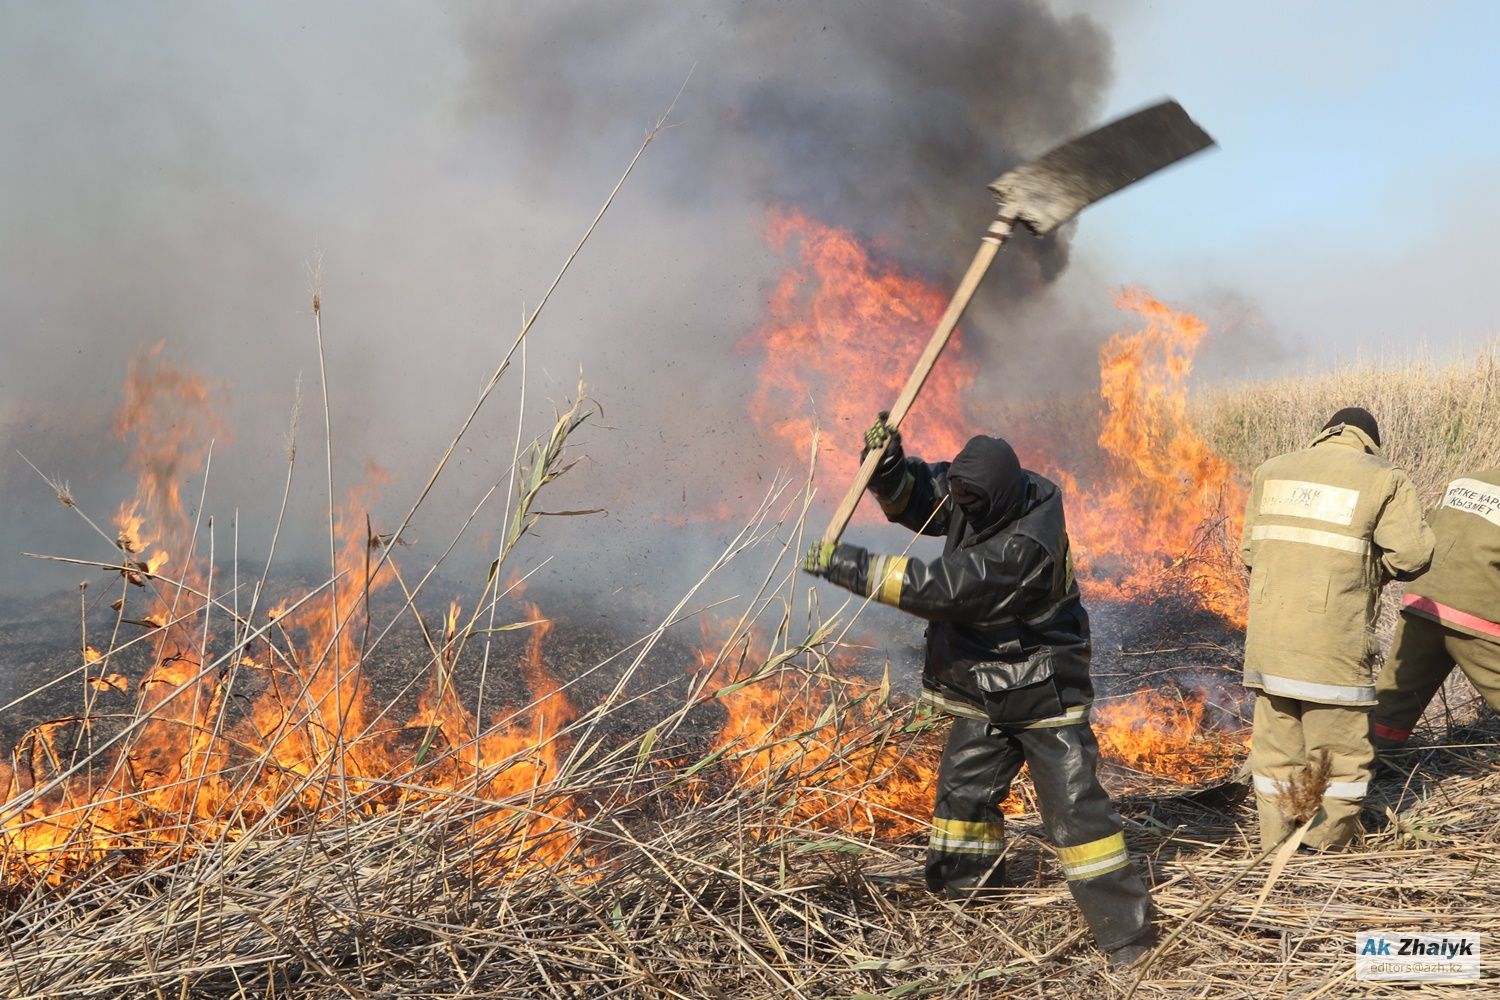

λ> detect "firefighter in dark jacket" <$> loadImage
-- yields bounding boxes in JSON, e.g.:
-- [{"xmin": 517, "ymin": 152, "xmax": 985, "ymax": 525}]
[{"xmin": 803, "ymin": 417, "xmax": 1155, "ymax": 968}]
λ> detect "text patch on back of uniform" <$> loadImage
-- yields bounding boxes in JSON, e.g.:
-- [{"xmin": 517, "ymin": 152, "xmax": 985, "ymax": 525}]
[
  {"xmin": 1260, "ymin": 480, "xmax": 1360, "ymax": 525},
  {"xmin": 1441, "ymin": 478, "xmax": 1500, "ymax": 528}
]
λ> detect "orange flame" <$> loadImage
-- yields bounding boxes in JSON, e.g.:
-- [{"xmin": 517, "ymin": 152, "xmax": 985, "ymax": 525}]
[
  {"xmin": 704, "ymin": 621, "xmax": 940, "ymax": 838},
  {"xmin": 1094, "ymin": 688, "xmax": 1247, "ymax": 784},
  {"xmin": 732, "ymin": 211, "xmax": 1249, "ymax": 799},
  {"xmin": 1, "ymin": 359, "xmax": 581, "ymax": 886},
  {"xmin": 3, "ymin": 218, "xmax": 1252, "ymax": 890},
  {"xmin": 740, "ymin": 208, "xmax": 976, "ymax": 483},
  {"xmin": 1059, "ymin": 290, "xmax": 1248, "ymax": 626},
  {"xmin": 744, "ymin": 212, "xmax": 1244, "ymax": 623}
]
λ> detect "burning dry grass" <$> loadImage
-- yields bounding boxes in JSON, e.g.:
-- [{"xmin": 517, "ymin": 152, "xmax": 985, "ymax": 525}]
[
  {"xmin": 6, "ymin": 131, "xmax": 1499, "ymax": 996},
  {"xmin": 1, "ymin": 438, "xmax": 1492, "ymax": 1000},
  {"xmin": 0, "ymin": 422, "xmax": 1453, "ymax": 1000},
  {"xmin": 6, "ymin": 592, "xmax": 1499, "ymax": 999}
]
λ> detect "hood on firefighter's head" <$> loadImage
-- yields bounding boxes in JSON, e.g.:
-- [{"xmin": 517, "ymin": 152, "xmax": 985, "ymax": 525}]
[
  {"xmin": 1312, "ymin": 421, "xmax": 1382, "ymax": 457},
  {"xmin": 1317, "ymin": 406, "xmax": 1381, "ymax": 453},
  {"xmin": 948, "ymin": 435, "xmax": 1028, "ymax": 531}
]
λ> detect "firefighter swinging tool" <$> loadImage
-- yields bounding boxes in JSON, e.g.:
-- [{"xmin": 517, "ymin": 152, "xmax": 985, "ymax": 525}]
[{"xmin": 821, "ymin": 99, "xmax": 1216, "ymax": 546}]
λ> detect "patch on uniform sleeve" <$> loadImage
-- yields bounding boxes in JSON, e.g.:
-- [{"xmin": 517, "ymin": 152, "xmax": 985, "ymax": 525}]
[
  {"xmin": 1259, "ymin": 479, "xmax": 1360, "ymax": 525},
  {"xmin": 1441, "ymin": 478, "xmax": 1500, "ymax": 528}
]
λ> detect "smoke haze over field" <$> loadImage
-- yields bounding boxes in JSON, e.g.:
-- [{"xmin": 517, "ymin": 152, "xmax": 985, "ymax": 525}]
[
  {"xmin": 0, "ymin": 1, "xmax": 1127, "ymax": 602},
  {"xmin": 5, "ymin": 4, "xmax": 1498, "ymax": 607}
]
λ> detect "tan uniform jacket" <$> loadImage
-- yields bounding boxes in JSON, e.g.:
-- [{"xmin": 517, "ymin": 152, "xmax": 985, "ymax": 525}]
[
  {"xmin": 1239, "ymin": 424, "xmax": 1435, "ymax": 705},
  {"xmin": 1402, "ymin": 468, "xmax": 1500, "ymax": 642}
]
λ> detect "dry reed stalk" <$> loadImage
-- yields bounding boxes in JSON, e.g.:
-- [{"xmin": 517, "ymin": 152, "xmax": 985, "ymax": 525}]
[{"xmin": 10, "ymin": 129, "xmax": 1500, "ymax": 1000}]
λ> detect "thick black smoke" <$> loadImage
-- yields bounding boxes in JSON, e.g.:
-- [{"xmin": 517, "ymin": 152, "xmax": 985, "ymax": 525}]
[{"xmin": 461, "ymin": 1, "xmax": 1110, "ymax": 307}]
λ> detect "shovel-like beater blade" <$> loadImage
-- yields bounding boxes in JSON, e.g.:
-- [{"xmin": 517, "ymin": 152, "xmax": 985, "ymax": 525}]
[{"xmin": 990, "ymin": 99, "xmax": 1215, "ymax": 235}]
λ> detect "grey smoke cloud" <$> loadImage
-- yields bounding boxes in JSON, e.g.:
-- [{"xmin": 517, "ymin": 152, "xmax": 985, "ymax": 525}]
[{"xmin": 1, "ymin": 1, "xmax": 1114, "ymax": 603}]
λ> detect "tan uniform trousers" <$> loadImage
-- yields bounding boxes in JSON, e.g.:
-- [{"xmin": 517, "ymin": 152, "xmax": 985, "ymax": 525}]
[
  {"xmin": 1373, "ymin": 615, "xmax": 1500, "ymax": 747},
  {"xmin": 1249, "ymin": 693, "xmax": 1373, "ymax": 851}
]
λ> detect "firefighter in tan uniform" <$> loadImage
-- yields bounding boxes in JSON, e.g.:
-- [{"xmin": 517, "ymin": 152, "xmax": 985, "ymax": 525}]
[
  {"xmin": 1373, "ymin": 469, "xmax": 1500, "ymax": 748},
  {"xmin": 1239, "ymin": 408, "xmax": 1434, "ymax": 850}
]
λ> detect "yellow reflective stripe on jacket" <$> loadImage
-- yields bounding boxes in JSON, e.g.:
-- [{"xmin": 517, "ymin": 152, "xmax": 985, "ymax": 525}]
[
  {"xmin": 866, "ymin": 554, "xmax": 908, "ymax": 606},
  {"xmin": 918, "ymin": 688, "xmax": 988, "ymax": 721},
  {"xmin": 929, "ymin": 817, "xmax": 1005, "ymax": 856},
  {"xmin": 1055, "ymin": 832, "xmax": 1129, "ymax": 880},
  {"xmin": 1249, "ymin": 523, "xmax": 1371, "ymax": 556},
  {"xmin": 918, "ymin": 691, "xmax": 1090, "ymax": 728},
  {"xmin": 1243, "ymin": 668, "xmax": 1376, "ymax": 704},
  {"xmin": 1019, "ymin": 704, "xmax": 1090, "ymax": 729}
]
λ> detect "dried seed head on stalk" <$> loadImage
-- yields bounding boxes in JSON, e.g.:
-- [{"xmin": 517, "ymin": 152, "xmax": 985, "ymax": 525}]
[
  {"xmin": 284, "ymin": 376, "xmax": 303, "ymax": 463},
  {"xmin": 15, "ymin": 451, "xmax": 76, "ymax": 508},
  {"xmin": 1272, "ymin": 749, "xmax": 1333, "ymax": 827},
  {"xmin": 51, "ymin": 477, "xmax": 74, "ymax": 508}
]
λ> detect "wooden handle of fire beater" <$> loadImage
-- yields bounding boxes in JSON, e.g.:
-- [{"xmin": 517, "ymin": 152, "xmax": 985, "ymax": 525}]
[{"xmin": 821, "ymin": 215, "xmax": 1014, "ymax": 547}]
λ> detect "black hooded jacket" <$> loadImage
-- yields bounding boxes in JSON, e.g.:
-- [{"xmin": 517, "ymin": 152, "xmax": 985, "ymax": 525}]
[{"xmin": 824, "ymin": 439, "xmax": 1094, "ymax": 726}]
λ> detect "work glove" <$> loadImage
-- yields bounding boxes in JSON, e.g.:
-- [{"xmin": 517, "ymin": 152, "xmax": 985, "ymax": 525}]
[
  {"xmin": 802, "ymin": 540, "xmax": 867, "ymax": 592},
  {"xmin": 860, "ymin": 411, "xmax": 907, "ymax": 498},
  {"xmin": 860, "ymin": 411, "xmax": 902, "ymax": 462},
  {"xmin": 803, "ymin": 541, "xmax": 835, "ymax": 577}
]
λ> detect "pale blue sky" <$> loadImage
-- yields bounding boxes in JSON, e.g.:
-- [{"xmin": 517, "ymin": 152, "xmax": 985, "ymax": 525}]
[{"xmin": 1072, "ymin": 2, "xmax": 1500, "ymax": 364}]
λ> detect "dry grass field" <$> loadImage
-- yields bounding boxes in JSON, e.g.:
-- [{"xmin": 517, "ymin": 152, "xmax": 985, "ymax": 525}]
[
  {"xmin": 4, "ymin": 341, "xmax": 1499, "ymax": 1000},
  {"xmin": 3, "ymin": 139, "xmax": 1497, "ymax": 1000},
  {"xmin": 1199, "ymin": 344, "xmax": 1500, "ymax": 501}
]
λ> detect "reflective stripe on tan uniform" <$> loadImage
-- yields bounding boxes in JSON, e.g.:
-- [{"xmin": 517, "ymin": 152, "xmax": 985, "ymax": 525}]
[
  {"xmin": 1399, "ymin": 469, "xmax": 1500, "ymax": 640},
  {"xmin": 1239, "ymin": 424, "xmax": 1435, "ymax": 701},
  {"xmin": 1250, "ymin": 694, "xmax": 1374, "ymax": 850},
  {"xmin": 1238, "ymin": 423, "xmax": 1434, "ymax": 850},
  {"xmin": 1373, "ymin": 615, "xmax": 1500, "ymax": 746},
  {"xmin": 1374, "ymin": 468, "xmax": 1500, "ymax": 746}
]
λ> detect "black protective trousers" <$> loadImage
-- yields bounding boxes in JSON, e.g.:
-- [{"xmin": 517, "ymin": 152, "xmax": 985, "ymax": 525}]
[{"xmin": 925, "ymin": 717, "xmax": 1155, "ymax": 952}]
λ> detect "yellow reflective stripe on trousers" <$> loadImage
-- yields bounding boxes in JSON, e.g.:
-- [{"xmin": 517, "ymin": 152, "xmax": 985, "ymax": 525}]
[
  {"xmin": 866, "ymin": 555, "xmax": 908, "ymax": 606},
  {"xmin": 1249, "ymin": 523, "xmax": 1371, "ymax": 556},
  {"xmin": 918, "ymin": 689, "xmax": 989, "ymax": 722},
  {"xmin": 1055, "ymin": 832, "xmax": 1129, "ymax": 880},
  {"xmin": 1020, "ymin": 704, "xmax": 1090, "ymax": 729},
  {"xmin": 929, "ymin": 817, "xmax": 1005, "ymax": 856}
]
